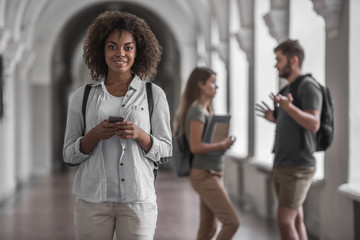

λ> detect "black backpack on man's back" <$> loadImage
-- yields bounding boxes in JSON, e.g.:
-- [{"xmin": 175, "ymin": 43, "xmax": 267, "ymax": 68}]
[
  {"xmin": 275, "ymin": 74, "xmax": 334, "ymax": 151},
  {"xmin": 312, "ymin": 78, "xmax": 334, "ymax": 151}
]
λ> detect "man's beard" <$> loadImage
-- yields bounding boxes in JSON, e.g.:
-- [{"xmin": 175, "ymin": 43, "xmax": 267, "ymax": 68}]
[{"xmin": 279, "ymin": 61, "xmax": 292, "ymax": 79}]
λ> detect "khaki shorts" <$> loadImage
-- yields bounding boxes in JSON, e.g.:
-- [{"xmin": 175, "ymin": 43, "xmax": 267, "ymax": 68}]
[{"xmin": 273, "ymin": 166, "xmax": 315, "ymax": 209}]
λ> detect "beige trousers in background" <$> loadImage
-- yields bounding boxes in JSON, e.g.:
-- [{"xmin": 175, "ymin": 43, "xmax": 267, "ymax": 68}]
[{"xmin": 190, "ymin": 168, "xmax": 240, "ymax": 240}]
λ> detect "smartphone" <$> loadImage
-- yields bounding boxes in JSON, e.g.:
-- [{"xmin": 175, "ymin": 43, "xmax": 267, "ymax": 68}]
[{"xmin": 108, "ymin": 116, "xmax": 124, "ymax": 123}]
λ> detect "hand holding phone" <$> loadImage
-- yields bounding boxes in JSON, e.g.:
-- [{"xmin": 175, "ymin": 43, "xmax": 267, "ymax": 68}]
[{"xmin": 108, "ymin": 116, "xmax": 124, "ymax": 123}]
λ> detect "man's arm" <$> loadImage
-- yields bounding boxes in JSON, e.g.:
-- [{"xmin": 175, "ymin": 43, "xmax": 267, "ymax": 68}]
[{"xmin": 274, "ymin": 93, "xmax": 320, "ymax": 132}]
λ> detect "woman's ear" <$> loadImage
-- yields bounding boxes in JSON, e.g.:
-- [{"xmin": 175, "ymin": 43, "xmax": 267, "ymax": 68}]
[{"xmin": 198, "ymin": 81, "xmax": 205, "ymax": 90}]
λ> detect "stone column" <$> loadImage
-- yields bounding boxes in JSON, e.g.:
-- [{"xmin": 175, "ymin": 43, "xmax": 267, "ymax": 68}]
[{"xmin": 235, "ymin": 0, "xmax": 255, "ymax": 157}]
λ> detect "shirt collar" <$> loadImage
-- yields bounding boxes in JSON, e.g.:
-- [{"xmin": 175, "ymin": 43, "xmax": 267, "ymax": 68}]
[
  {"xmin": 91, "ymin": 75, "xmax": 142, "ymax": 91},
  {"xmin": 128, "ymin": 75, "xmax": 142, "ymax": 91}
]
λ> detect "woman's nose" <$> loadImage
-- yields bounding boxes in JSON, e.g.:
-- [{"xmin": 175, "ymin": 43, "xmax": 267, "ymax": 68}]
[{"xmin": 117, "ymin": 48, "xmax": 125, "ymax": 58}]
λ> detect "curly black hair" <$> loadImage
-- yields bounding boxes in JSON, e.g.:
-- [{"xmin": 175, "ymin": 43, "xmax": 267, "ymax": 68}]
[{"xmin": 83, "ymin": 11, "xmax": 162, "ymax": 81}]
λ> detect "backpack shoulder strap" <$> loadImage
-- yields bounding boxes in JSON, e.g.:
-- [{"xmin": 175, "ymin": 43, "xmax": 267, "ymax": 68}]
[
  {"xmin": 289, "ymin": 74, "xmax": 310, "ymax": 107},
  {"xmin": 145, "ymin": 82, "xmax": 160, "ymax": 182},
  {"xmin": 82, "ymin": 84, "xmax": 92, "ymax": 136},
  {"xmin": 66, "ymin": 83, "xmax": 92, "ymax": 167},
  {"xmin": 146, "ymin": 82, "xmax": 154, "ymax": 134}
]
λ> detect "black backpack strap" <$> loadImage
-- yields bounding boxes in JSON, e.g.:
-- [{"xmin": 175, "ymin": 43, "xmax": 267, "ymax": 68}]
[
  {"xmin": 82, "ymin": 84, "xmax": 92, "ymax": 136},
  {"xmin": 146, "ymin": 82, "xmax": 154, "ymax": 134},
  {"xmin": 273, "ymin": 86, "xmax": 287, "ymax": 120},
  {"xmin": 288, "ymin": 74, "xmax": 314, "ymax": 150},
  {"xmin": 289, "ymin": 74, "xmax": 309, "ymax": 107},
  {"xmin": 66, "ymin": 83, "xmax": 92, "ymax": 167},
  {"xmin": 145, "ymin": 82, "xmax": 158, "ymax": 182}
]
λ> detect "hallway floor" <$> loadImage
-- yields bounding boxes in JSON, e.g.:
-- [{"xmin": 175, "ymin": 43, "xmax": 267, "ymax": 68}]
[{"xmin": 0, "ymin": 169, "xmax": 279, "ymax": 240}]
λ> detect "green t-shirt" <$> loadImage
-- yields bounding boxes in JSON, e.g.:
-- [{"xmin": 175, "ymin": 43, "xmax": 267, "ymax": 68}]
[
  {"xmin": 185, "ymin": 104, "xmax": 224, "ymax": 172},
  {"xmin": 273, "ymin": 76, "xmax": 322, "ymax": 168}
]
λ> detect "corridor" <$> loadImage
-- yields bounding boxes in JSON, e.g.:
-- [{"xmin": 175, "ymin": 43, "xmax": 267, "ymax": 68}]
[{"xmin": 0, "ymin": 167, "xmax": 279, "ymax": 240}]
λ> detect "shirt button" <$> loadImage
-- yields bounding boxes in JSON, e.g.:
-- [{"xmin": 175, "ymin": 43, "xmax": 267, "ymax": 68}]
[
  {"xmin": 123, "ymin": 148, "xmax": 126, "ymax": 151},
  {"xmin": 120, "ymin": 163, "xmax": 123, "ymax": 166},
  {"xmin": 121, "ymin": 178, "xmax": 125, "ymax": 182},
  {"xmin": 122, "ymin": 104, "xmax": 125, "ymax": 107},
  {"xmin": 141, "ymin": 107, "xmax": 144, "ymax": 111}
]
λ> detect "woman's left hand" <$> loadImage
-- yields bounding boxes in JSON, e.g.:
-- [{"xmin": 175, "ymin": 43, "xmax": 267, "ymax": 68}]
[
  {"xmin": 115, "ymin": 120, "xmax": 142, "ymax": 140},
  {"xmin": 116, "ymin": 120, "xmax": 152, "ymax": 152}
]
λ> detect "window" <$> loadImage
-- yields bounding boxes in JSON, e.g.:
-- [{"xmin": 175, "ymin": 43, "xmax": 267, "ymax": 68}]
[
  {"xmin": 210, "ymin": 15, "xmax": 227, "ymax": 115},
  {"xmin": 254, "ymin": 0, "xmax": 278, "ymax": 164},
  {"xmin": 0, "ymin": 55, "xmax": 3, "ymax": 118},
  {"xmin": 228, "ymin": 0, "xmax": 248, "ymax": 157},
  {"xmin": 289, "ymin": 0, "xmax": 326, "ymax": 180}
]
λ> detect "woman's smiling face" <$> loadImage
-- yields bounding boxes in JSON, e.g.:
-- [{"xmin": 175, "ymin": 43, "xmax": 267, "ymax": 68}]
[{"xmin": 104, "ymin": 29, "xmax": 137, "ymax": 76}]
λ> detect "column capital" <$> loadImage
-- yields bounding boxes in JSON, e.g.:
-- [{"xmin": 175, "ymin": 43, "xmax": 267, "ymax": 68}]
[
  {"xmin": 235, "ymin": 29, "xmax": 254, "ymax": 64},
  {"xmin": 263, "ymin": 9, "xmax": 289, "ymax": 43},
  {"xmin": 0, "ymin": 29, "xmax": 11, "ymax": 54},
  {"xmin": 312, "ymin": 0, "xmax": 344, "ymax": 38},
  {"xmin": 210, "ymin": 42, "xmax": 229, "ymax": 64},
  {"xmin": 3, "ymin": 41, "xmax": 25, "ymax": 77}
]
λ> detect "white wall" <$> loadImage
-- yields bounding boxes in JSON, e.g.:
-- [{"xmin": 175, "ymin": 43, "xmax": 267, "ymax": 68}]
[
  {"xmin": 317, "ymin": 1, "xmax": 353, "ymax": 238},
  {"xmin": 349, "ymin": 0, "xmax": 360, "ymax": 183},
  {"xmin": 0, "ymin": 73, "xmax": 16, "ymax": 202},
  {"xmin": 254, "ymin": 0, "xmax": 277, "ymax": 164}
]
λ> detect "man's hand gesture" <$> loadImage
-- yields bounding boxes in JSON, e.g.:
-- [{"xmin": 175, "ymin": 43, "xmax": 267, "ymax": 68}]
[{"xmin": 255, "ymin": 92, "xmax": 276, "ymax": 123}]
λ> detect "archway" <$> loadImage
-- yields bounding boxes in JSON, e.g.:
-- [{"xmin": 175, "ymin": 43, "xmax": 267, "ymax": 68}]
[{"xmin": 51, "ymin": 2, "xmax": 180, "ymax": 171}]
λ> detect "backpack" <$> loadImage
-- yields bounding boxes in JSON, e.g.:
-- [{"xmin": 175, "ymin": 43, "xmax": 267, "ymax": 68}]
[
  {"xmin": 172, "ymin": 131, "xmax": 193, "ymax": 177},
  {"xmin": 277, "ymin": 74, "xmax": 334, "ymax": 151}
]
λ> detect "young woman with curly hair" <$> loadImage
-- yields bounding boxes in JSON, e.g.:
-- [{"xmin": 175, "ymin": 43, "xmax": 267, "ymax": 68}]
[{"xmin": 63, "ymin": 11, "xmax": 172, "ymax": 240}]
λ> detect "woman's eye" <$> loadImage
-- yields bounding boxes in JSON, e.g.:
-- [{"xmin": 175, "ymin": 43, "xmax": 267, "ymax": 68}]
[
  {"xmin": 125, "ymin": 46, "xmax": 133, "ymax": 51},
  {"xmin": 108, "ymin": 45, "xmax": 116, "ymax": 50}
]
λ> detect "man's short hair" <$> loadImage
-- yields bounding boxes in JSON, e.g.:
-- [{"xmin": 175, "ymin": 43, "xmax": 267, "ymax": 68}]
[{"xmin": 274, "ymin": 39, "xmax": 305, "ymax": 69}]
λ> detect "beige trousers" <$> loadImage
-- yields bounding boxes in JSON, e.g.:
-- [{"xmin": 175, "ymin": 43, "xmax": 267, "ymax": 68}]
[
  {"xmin": 74, "ymin": 198, "xmax": 157, "ymax": 240},
  {"xmin": 189, "ymin": 168, "xmax": 240, "ymax": 240}
]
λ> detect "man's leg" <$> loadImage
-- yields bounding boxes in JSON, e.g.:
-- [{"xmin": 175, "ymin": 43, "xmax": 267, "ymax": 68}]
[
  {"xmin": 273, "ymin": 166, "xmax": 314, "ymax": 240},
  {"xmin": 277, "ymin": 205, "xmax": 308, "ymax": 240},
  {"xmin": 277, "ymin": 205, "xmax": 299, "ymax": 240},
  {"xmin": 295, "ymin": 206, "xmax": 308, "ymax": 240}
]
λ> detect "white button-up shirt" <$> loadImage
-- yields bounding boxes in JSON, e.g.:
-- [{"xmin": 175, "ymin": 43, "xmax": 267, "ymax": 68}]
[{"xmin": 63, "ymin": 76, "xmax": 172, "ymax": 203}]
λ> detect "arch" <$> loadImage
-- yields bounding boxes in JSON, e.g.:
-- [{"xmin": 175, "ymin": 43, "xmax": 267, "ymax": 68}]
[{"xmin": 50, "ymin": 2, "xmax": 181, "ymax": 170}]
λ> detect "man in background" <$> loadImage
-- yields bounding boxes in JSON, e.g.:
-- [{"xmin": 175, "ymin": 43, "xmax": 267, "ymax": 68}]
[{"xmin": 256, "ymin": 39, "xmax": 322, "ymax": 240}]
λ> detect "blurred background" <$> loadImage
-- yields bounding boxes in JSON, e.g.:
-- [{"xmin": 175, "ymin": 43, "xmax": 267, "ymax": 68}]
[{"xmin": 0, "ymin": 0, "xmax": 359, "ymax": 239}]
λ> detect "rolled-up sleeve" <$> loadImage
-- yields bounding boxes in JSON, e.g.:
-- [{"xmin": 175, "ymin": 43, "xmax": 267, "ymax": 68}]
[
  {"xmin": 144, "ymin": 86, "xmax": 172, "ymax": 163},
  {"xmin": 63, "ymin": 87, "xmax": 90, "ymax": 165}
]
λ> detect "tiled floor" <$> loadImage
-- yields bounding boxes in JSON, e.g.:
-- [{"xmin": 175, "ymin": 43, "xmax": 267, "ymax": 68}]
[{"xmin": 0, "ymin": 169, "xmax": 279, "ymax": 240}]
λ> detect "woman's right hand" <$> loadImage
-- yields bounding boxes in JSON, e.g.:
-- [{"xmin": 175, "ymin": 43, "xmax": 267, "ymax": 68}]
[
  {"xmin": 94, "ymin": 119, "xmax": 119, "ymax": 140},
  {"xmin": 80, "ymin": 119, "xmax": 118, "ymax": 154}
]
